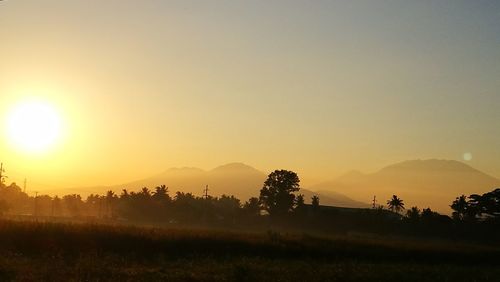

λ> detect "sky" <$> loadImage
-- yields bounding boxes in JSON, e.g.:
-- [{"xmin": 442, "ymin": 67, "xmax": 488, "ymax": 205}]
[{"xmin": 0, "ymin": 1, "xmax": 499, "ymax": 192}]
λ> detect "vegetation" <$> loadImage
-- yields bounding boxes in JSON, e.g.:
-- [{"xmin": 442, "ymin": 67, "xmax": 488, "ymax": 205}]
[
  {"xmin": 259, "ymin": 170, "xmax": 300, "ymax": 216},
  {"xmin": 0, "ymin": 220, "xmax": 497, "ymax": 281},
  {"xmin": 451, "ymin": 189, "xmax": 500, "ymax": 221},
  {"xmin": 0, "ymin": 171, "xmax": 499, "ymax": 241},
  {"xmin": 387, "ymin": 195, "xmax": 405, "ymax": 214},
  {"xmin": 0, "ymin": 169, "xmax": 500, "ymax": 280}
]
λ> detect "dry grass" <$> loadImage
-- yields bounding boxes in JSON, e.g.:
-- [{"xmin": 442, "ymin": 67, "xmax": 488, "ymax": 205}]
[{"xmin": 0, "ymin": 220, "xmax": 498, "ymax": 281}]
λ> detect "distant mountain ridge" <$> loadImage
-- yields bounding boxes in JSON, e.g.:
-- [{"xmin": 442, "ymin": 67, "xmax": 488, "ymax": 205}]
[
  {"xmin": 380, "ymin": 159, "xmax": 485, "ymax": 173},
  {"xmin": 57, "ymin": 162, "xmax": 368, "ymax": 208},
  {"xmin": 312, "ymin": 159, "xmax": 500, "ymax": 213},
  {"xmin": 49, "ymin": 159, "xmax": 498, "ymax": 212}
]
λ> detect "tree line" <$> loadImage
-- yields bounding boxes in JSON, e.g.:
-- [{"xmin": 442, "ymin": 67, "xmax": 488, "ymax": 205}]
[{"xmin": 0, "ymin": 170, "xmax": 498, "ymax": 231}]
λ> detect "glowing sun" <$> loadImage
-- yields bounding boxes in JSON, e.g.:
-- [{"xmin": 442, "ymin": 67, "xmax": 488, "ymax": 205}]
[{"xmin": 5, "ymin": 99, "xmax": 63, "ymax": 153}]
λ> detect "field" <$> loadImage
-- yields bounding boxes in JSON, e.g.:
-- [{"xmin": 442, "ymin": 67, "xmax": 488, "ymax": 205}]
[{"xmin": 0, "ymin": 220, "xmax": 498, "ymax": 281}]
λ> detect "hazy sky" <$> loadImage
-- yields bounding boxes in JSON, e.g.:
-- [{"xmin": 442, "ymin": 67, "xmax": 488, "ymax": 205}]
[{"xmin": 0, "ymin": 1, "xmax": 499, "ymax": 191}]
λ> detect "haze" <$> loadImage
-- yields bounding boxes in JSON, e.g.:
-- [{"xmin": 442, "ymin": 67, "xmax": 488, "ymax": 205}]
[{"xmin": 0, "ymin": 1, "xmax": 499, "ymax": 192}]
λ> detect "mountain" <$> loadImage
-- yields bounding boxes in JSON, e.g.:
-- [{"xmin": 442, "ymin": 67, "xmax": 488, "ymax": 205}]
[
  {"xmin": 113, "ymin": 162, "xmax": 366, "ymax": 207},
  {"xmin": 42, "ymin": 160, "xmax": 497, "ymax": 212},
  {"xmin": 311, "ymin": 159, "xmax": 500, "ymax": 213},
  {"xmin": 54, "ymin": 162, "xmax": 366, "ymax": 208}
]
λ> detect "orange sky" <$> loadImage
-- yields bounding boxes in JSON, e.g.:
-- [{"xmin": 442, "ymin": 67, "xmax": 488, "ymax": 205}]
[{"xmin": 0, "ymin": 1, "xmax": 499, "ymax": 192}]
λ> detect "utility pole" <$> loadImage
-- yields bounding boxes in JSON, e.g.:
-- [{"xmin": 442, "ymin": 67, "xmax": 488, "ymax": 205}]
[
  {"xmin": 34, "ymin": 191, "xmax": 38, "ymax": 219},
  {"xmin": 372, "ymin": 195, "xmax": 377, "ymax": 209},
  {"xmin": 0, "ymin": 163, "xmax": 7, "ymax": 185},
  {"xmin": 51, "ymin": 198, "xmax": 55, "ymax": 217},
  {"xmin": 204, "ymin": 185, "xmax": 209, "ymax": 199},
  {"xmin": 98, "ymin": 198, "xmax": 102, "ymax": 219},
  {"xmin": 23, "ymin": 178, "xmax": 27, "ymax": 193}
]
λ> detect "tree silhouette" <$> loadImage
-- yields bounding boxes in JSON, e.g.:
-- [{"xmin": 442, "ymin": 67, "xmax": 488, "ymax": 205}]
[
  {"xmin": 387, "ymin": 195, "xmax": 404, "ymax": 214},
  {"xmin": 259, "ymin": 170, "xmax": 300, "ymax": 216},
  {"xmin": 243, "ymin": 197, "xmax": 260, "ymax": 216},
  {"xmin": 52, "ymin": 196, "xmax": 62, "ymax": 217},
  {"xmin": 451, "ymin": 195, "xmax": 467, "ymax": 220},
  {"xmin": 140, "ymin": 187, "xmax": 151, "ymax": 198},
  {"xmin": 153, "ymin": 185, "xmax": 170, "ymax": 201},
  {"xmin": 216, "ymin": 195, "xmax": 241, "ymax": 222},
  {"xmin": 453, "ymin": 188, "xmax": 500, "ymax": 220},
  {"xmin": 311, "ymin": 195, "xmax": 320, "ymax": 212},
  {"xmin": 406, "ymin": 206, "xmax": 420, "ymax": 221},
  {"xmin": 63, "ymin": 194, "xmax": 83, "ymax": 217},
  {"xmin": 482, "ymin": 188, "xmax": 500, "ymax": 218},
  {"xmin": 121, "ymin": 189, "xmax": 129, "ymax": 198},
  {"xmin": 450, "ymin": 195, "xmax": 474, "ymax": 221},
  {"xmin": 294, "ymin": 194, "xmax": 306, "ymax": 215},
  {"xmin": 106, "ymin": 190, "xmax": 118, "ymax": 218}
]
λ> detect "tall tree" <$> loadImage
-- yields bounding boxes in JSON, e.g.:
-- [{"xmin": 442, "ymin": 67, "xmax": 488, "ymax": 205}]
[
  {"xmin": 311, "ymin": 195, "xmax": 320, "ymax": 211},
  {"xmin": 259, "ymin": 170, "xmax": 300, "ymax": 216},
  {"xmin": 387, "ymin": 195, "xmax": 405, "ymax": 214},
  {"xmin": 451, "ymin": 195, "xmax": 469, "ymax": 221}
]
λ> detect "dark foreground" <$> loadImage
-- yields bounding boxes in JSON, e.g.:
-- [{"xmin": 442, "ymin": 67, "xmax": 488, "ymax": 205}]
[{"xmin": 0, "ymin": 220, "xmax": 498, "ymax": 281}]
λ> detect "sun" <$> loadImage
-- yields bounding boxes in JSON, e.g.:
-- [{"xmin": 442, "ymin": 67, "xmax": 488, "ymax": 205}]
[{"xmin": 5, "ymin": 99, "xmax": 63, "ymax": 153}]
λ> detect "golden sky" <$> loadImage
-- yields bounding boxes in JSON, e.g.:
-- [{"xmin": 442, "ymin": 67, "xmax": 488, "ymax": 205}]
[{"xmin": 0, "ymin": 1, "xmax": 499, "ymax": 191}]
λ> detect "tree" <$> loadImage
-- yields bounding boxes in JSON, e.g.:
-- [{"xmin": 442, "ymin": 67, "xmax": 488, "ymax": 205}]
[
  {"xmin": 259, "ymin": 170, "xmax": 300, "ymax": 216},
  {"xmin": 406, "ymin": 206, "xmax": 420, "ymax": 221},
  {"xmin": 52, "ymin": 196, "xmax": 62, "ymax": 217},
  {"xmin": 63, "ymin": 194, "xmax": 83, "ymax": 217},
  {"xmin": 243, "ymin": 197, "xmax": 261, "ymax": 217},
  {"xmin": 453, "ymin": 188, "xmax": 500, "ymax": 220},
  {"xmin": 106, "ymin": 190, "xmax": 118, "ymax": 218},
  {"xmin": 216, "ymin": 195, "xmax": 241, "ymax": 222},
  {"xmin": 450, "ymin": 195, "xmax": 476, "ymax": 221},
  {"xmin": 140, "ymin": 187, "xmax": 151, "ymax": 198},
  {"xmin": 294, "ymin": 194, "xmax": 306, "ymax": 214},
  {"xmin": 153, "ymin": 185, "xmax": 170, "ymax": 202},
  {"xmin": 387, "ymin": 195, "xmax": 405, "ymax": 214},
  {"xmin": 311, "ymin": 195, "xmax": 320, "ymax": 211}
]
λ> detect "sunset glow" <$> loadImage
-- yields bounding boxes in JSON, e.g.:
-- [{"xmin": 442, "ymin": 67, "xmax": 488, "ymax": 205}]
[
  {"xmin": 5, "ymin": 99, "xmax": 63, "ymax": 154},
  {"xmin": 0, "ymin": 1, "xmax": 499, "ymax": 280}
]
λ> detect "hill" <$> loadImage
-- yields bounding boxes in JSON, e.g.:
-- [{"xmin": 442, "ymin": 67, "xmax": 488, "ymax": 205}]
[
  {"xmin": 57, "ymin": 163, "xmax": 366, "ymax": 208},
  {"xmin": 311, "ymin": 159, "xmax": 500, "ymax": 213}
]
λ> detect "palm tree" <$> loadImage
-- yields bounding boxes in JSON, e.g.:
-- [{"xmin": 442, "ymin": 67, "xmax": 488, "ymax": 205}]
[
  {"xmin": 153, "ymin": 185, "xmax": 169, "ymax": 198},
  {"xmin": 387, "ymin": 195, "xmax": 405, "ymax": 214}
]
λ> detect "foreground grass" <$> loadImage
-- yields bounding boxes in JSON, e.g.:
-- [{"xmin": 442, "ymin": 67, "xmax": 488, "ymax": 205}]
[{"xmin": 0, "ymin": 220, "xmax": 498, "ymax": 281}]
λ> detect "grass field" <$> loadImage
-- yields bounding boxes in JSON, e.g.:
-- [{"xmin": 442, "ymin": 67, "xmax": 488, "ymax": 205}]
[{"xmin": 0, "ymin": 220, "xmax": 498, "ymax": 281}]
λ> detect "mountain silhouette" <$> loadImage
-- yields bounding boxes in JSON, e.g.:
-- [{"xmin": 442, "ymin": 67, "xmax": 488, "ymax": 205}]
[
  {"xmin": 47, "ymin": 159, "xmax": 497, "ymax": 212},
  {"xmin": 311, "ymin": 159, "xmax": 500, "ymax": 213},
  {"xmin": 114, "ymin": 162, "xmax": 366, "ymax": 207},
  {"xmin": 56, "ymin": 163, "xmax": 366, "ymax": 208}
]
